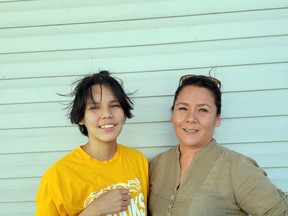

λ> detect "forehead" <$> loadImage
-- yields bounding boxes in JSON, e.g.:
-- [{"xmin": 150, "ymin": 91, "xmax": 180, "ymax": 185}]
[
  {"xmin": 177, "ymin": 86, "xmax": 215, "ymax": 103},
  {"xmin": 87, "ymin": 84, "xmax": 116, "ymax": 103}
]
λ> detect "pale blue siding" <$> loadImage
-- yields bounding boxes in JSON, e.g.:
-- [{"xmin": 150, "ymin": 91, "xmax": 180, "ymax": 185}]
[{"xmin": 0, "ymin": 0, "xmax": 288, "ymax": 215}]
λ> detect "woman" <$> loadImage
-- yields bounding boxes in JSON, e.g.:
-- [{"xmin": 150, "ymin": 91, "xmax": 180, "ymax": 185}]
[
  {"xmin": 149, "ymin": 74, "xmax": 288, "ymax": 215},
  {"xmin": 35, "ymin": 71, "xmax": 148, "ymax": 216}
]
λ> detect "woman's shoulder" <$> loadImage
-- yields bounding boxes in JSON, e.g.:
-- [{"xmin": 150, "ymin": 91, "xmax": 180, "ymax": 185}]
[
  {"xmin": 216, "ymin": 143, "xmax": 261, "ymax": 170},
  {"xmin": 149, "ymin": 146, "xmax": 178, "ymax": 166}
]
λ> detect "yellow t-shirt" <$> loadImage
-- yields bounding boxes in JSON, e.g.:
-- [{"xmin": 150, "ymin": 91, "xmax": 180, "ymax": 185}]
[{"xmin": 35, "ymin": 144, "xmax": 148, "ymax": 216}]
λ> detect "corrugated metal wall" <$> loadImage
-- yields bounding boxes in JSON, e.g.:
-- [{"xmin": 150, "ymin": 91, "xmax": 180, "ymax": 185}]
[{"xmin": 0, "ymin": 0, "xmax": 288, "ymax": 215}]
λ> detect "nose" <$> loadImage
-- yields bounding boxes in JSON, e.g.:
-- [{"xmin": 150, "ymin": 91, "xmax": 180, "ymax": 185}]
[
  {"xmin": 186, "ymin": 110, "xmax": 197, "ymax": 123},
  {"xmin": 101, "ymin": 107, "xmax": 113, "ymax": 119}
]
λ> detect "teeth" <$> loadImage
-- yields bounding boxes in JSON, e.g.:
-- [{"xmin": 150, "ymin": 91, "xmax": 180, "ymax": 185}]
[
  {"xmin": 184, "ymin": 129, "xmax": 198, "ymax": 133},
  {"xmin": 100, "ymin": 124, "xmax": 114, "ymax": 129}
]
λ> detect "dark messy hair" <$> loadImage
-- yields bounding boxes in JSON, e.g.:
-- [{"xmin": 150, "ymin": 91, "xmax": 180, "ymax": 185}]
[
  {"xmin": 172, "ymin": 75, "xmax": 222, "ymax": 115},
  {"xmin": 67, "ymin": 70, "xmax": 133, "ymax": 136}
]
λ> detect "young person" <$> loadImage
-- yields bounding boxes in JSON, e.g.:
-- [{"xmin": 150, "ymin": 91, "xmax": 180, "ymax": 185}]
[
  {"xmin": 149, "ymin": 74, "xmax": 288, "ymax": 215},
  {"xmin": 35, "ymin": 71, "xmax": 148, "ymax": 216}
]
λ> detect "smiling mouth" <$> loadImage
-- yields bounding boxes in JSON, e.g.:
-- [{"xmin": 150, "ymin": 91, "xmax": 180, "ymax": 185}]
[
  {"xmin": 99, "ymin": 124, "xmax": 115, "ymax": 129},
  {"xmin": 183, "ymin": 128, "xmax": 199, "ymax": 133}
]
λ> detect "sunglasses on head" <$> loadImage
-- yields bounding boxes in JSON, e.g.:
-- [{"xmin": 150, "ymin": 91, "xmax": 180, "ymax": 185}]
[{"xmin": 178, "ymin": 74, "xmax": 221, "ymax": 88}]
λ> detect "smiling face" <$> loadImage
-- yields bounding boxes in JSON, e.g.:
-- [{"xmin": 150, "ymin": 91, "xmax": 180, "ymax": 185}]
[
  {"xmin": 170, "ymin": 86, "xmax": 220, "ymax": 150},
  {"xmin": 79, "ymin": 84, "xmax": 126, "ymax": 145}
]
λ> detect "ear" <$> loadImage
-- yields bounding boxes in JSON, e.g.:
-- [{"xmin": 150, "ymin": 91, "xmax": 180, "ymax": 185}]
[
  {"xmin": 215, "ymin": 115, "xmax": 221, "ymax": 127},
  {"xmin": 79, "ymin": 118, "xmax": 84, "ymax": 125}
]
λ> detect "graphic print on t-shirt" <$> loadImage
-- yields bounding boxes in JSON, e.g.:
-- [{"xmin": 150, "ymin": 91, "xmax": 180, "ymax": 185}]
[{"xmin": 84, "ymin": 178, "xmax": 145, "ymax": 216}]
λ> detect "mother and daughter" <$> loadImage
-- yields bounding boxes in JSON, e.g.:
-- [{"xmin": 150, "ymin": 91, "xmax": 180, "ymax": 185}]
[{"xmin": 35, "ymin": 71, "xmax": 288, "ymax": 215}]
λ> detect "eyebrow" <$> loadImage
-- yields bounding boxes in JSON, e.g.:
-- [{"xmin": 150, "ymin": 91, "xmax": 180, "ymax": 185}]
[
  {"xmin": 86, "ymin": 102, "xmax": 97, "ymax": 108},
  {"xmin": 175, "ymin": 102, "xmax": 212, "ymax": 109},
  {"xmin": 175, "ymin": 102, "xmax": 189, "ymax": 107},
  {"xmin": 87, "ymin": 99, "xmax": 119, "ymax": 105},
  {"xmin": 198, "ymin": 104, "xmax": 212, "ymax": 109}
]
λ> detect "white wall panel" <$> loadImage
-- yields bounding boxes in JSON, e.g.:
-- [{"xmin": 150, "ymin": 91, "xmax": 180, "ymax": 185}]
[
  {"xmin": 0, "ymin": 127, "xmax": 86, "ymax": 154},
  {"xmin": 0, "ymin": 178, "xmax": 40, "ymax": 202},
  {"xmin": 1, "ymin": 9, "xmax": 288, "ymax": 54},
  {"xmin": 1, "ymin": 0, "xmax": 288, "ymax": 28},
  {"xmin": 0, "ymin": 202, "xmax": 35, "ymax": 216},
  {"xmin": 264, "ymin": 168, "xmax": 288, "ymax": 192},
  {"xmin": 215, "ymin": 116, "xmax": 288, "ymax": 144},
  {"xmin": 0, "ymin": 152, "xmax": 68, "ymax": 178},
  {"xmin": 1, "ymin": 37, "xmax": 288, "ymax": 80},
  {"xmin": 0, "ymin": 0, "xmax": 287, "ymax": 214}
]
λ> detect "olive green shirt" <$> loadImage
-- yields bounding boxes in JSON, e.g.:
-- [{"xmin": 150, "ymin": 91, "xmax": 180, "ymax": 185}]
[{"xmin": 149, "ymin": 140, "xmax": 288, "ymax": 216}]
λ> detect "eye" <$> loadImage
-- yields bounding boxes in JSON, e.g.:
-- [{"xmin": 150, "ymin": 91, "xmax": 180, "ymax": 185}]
[
  {"xmin": 88, "ymin": 105, "xmax": 99, "ymax": 110},
  {"xmin": 178, "ymin": 106, "xmax": 188, "ymax": 111},
  {"xmin": 111, "ymin": 103, "xmax": 121, "ymax": 108},
  {"xmin": 199, "ymin": 108, "xmax": 208, "ymax": 113}
]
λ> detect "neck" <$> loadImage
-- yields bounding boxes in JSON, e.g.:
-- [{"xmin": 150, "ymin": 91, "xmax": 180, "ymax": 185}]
[
  {"xmin": 178, "ymin": 145, "xmax": 200, "ymax": 182},
  {"xmin": 82, "ymin": 141, "xmax": 117, "ymax": 161},
  {"xmin": 179, "ymin": 145, "xmax": 199, "ymax": 158}
]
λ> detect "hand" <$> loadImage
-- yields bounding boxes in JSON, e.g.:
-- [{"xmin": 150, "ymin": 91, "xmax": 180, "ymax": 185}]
[{"xmin": 79, "ymin": 188, "xmax": 131, "ymax": 216}]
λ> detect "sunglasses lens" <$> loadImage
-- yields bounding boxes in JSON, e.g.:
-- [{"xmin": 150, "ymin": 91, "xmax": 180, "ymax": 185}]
[{"xmin": 179, "ymin": 75, "xmax": 220, "ymax": 88}]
